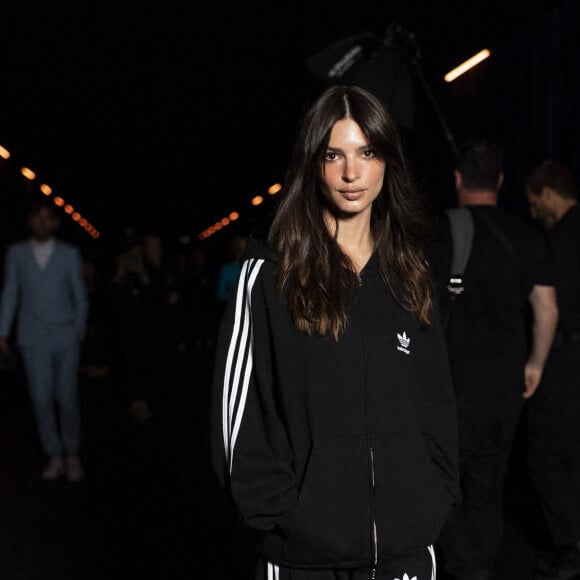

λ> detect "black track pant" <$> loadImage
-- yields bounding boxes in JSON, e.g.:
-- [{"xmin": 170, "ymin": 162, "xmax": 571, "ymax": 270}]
[
  {"xmin": 525, "ymin": 343, "xmax": 580, "ymax": 548},
  {"xmin": 255, "ymin": 545, "xmax": 436, "ymax": 580}
]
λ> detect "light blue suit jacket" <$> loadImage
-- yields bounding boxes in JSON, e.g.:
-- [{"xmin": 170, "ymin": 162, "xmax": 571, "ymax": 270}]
[{"xmin": 0, "ymin": 239, "xmax": 89, "ymax": 348}]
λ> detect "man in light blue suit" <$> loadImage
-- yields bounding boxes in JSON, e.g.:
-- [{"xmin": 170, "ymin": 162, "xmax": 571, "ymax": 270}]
[{"xmin": 0, "ymin": 198, "xmax": 89, "ymax": 482}]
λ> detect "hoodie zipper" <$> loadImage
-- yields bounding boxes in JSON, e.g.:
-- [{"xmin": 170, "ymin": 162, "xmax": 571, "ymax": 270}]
[
  {"xmin": 369, "ymin": 447, "xmax": 378, "ymax": 578},
  {"xmin": 359, "ymin": 273, "xmax": 378, "ymax": 578}
]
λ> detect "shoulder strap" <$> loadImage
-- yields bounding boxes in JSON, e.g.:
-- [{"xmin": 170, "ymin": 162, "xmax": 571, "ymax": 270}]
[
  {"xmin": 445, "ymin": 207, "xmax": 474, "ymax": 275},
  {"xmin": 442, "ymin": 207, "xmax": 523, "ymax": 333}
]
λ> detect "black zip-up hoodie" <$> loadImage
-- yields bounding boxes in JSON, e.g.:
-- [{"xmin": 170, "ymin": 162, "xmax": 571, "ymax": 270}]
[{"xmin": 211, "ymin": 237, "xmax": 459, "ymax": 570}]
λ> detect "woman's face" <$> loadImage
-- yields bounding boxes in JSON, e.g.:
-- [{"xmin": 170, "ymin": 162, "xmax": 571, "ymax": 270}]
[{"xmin": 321, "ymin": 117, "xmax": 385, "ymax": 220}]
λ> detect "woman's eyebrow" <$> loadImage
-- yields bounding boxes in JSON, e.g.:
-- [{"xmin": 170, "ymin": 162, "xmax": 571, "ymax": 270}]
[{"xmin": 326, "ymin": 145, "xmax": 372, "ymax": 152}]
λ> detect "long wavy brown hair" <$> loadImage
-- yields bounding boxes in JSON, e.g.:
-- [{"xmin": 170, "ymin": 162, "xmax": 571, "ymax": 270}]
[{"xmin": 268, "ymin": 85, "xmax": 434, "ymax": 340}]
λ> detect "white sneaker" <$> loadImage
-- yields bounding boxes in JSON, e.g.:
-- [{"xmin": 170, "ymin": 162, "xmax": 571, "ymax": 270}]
[
  {"xmin": 65, "ymin": 454, "xmax": 84, "ymax": 482},
  {"xmin": 41, "ymin": 456, "xmax": 65, "ymax": 480}
]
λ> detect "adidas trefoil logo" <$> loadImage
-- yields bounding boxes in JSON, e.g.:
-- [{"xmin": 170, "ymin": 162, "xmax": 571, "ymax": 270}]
[
  {"xmin": 395, "ymin": 574, "xmax": 417, "ymax": 580},
  {"xmin": 397, "ymin": 331, "xmax": 411, "ymax": 355}
]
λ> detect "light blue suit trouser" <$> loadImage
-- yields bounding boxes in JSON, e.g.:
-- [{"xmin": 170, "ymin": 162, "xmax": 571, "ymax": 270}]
[{"xmin": 19, "ymin": 338, "xmax": 81, "ymax": 456}]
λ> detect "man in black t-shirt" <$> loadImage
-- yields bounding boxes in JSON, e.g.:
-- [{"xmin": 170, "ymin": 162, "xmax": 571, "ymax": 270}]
[
  {"xmin": 525, "ymin": 160, "xmax": 580, "ymax": 580},
  {"xmin": 430, "ymin": 142, "xmax": 559, "ymax": 580}
]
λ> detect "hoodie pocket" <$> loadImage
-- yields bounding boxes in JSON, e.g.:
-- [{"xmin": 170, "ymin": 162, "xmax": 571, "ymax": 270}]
[
  {"xmin": 277, "ymin": 435, "xmax": 372, "ymax": 566},
  {"xmin": 373, "ymin": 429, "xmax": 453, "ymax": 554}
]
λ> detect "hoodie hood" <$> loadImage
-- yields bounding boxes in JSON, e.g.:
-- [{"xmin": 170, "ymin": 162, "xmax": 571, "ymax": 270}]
[{"xmin": 241, "ymin": 235, "xmax": 279, "ymax": 264}]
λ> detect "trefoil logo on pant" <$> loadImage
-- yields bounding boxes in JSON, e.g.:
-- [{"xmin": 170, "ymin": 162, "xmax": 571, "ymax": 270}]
[{"xmin": 397, "ymin": 331, "xmax": 411, "ymax": 355}]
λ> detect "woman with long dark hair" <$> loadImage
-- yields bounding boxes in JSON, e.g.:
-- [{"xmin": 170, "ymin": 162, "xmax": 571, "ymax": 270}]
[{"xmin": 211, "ymin": 85, "xmax": 459, "ymax": 579}]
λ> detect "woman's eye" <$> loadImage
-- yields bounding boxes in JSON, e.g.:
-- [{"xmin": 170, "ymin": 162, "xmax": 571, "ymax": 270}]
[
  {"xmin": 362, "ymin": 148, "xmax": 376, "ymax": 158},
  {"xmin": 325, "ymin": 151, "xmax": 338, "ymax": 161}
]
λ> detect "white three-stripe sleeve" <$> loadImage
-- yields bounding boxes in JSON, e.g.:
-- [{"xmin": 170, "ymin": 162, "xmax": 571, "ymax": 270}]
[
  {"xmin": 220, "ymin": 258, "xmax": 265, "ymax": 473},
  {"xmin": 428, "ymin": 544, "xmax": 436, "ymax": 580},
  {"xmin": 267, "ymin": 561, "xmax": 280, "ymax": 580}
]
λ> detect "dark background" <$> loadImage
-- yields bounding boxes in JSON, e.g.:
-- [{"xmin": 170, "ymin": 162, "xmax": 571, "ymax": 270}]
[
  {"xmin": 0, "ymin": 0, "xmax": 578, "ymax": 260},
  {"xmin": 0, "ymin": 4, "xmax": 578, "ymax": 578}
]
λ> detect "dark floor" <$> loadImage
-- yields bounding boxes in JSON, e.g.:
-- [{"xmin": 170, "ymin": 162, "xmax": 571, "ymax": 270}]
[{"xmin": 0, "ymin": 346, "xmax": 566, "ymax": 579}]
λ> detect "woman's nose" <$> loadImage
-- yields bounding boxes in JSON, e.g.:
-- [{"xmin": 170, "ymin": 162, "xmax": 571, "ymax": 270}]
[{"xmin": 342, "ymin": 158, "xmax": 360, "ymax": 182}]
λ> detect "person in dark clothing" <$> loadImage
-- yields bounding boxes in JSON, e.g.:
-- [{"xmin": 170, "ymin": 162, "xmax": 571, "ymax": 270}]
[
  {"xmin": 176, "ymin": 244, "xmax": 218, "ymax": 351},
  {"xmin": 111, "ymin": 232, "xmax": 182, "ymax": 423},
  {"xmin": 430, "ymin": 141, "xmax": 559, "ymax": 580},
  {"xmin": 525, "ymin": 159, "xmax": 580, "ymax": 580},
  {"xmin": 215, "ymin": 233, "xmax": 248, "ymax": 310},
  {"xmin": 210, "ymin": 85, "xmax": 460, "ymax": 580},
  {"xmin": 79, "ymin": 256, "xmax": 115, "ymax": 380}
]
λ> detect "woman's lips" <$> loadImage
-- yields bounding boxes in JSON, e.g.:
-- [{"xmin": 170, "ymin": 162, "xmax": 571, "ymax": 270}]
[{"xmin": 339, "ymin": 188, "xmax": 364, "ymax": 201}]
